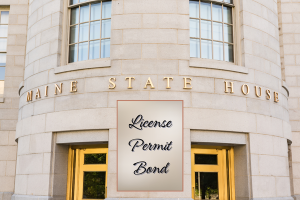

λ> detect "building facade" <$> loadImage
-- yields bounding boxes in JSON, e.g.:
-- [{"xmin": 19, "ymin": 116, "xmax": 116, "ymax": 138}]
[{"xmin": 0, "ymin": 0, "xmax": 299, "ymax": 200}]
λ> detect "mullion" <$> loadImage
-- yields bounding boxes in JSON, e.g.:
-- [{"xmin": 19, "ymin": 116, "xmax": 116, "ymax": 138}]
[
  {"xmin": 199, "ymin": 0, "xmax": 201, "ymax": 58},
  {"xmin": 99, "ymin": 1, "xmax": 102, "ymax": 58},
  {"xmin": 88, "ymin": 3, "xmax": 91, "ymax": 60},
  {"xmin": 77, "ymin": 5, "xmax": 81, "ymax": 62}
]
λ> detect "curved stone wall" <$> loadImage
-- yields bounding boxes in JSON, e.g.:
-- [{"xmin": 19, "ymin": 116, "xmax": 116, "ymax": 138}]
[{"xmin": 14, "ymin": 0, "xmax": 292, "ymax": 199}]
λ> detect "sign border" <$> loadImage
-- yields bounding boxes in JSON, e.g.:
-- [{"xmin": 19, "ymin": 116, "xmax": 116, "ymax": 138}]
[{"xmin": 116, "ymin": 100, "xmax": 184, "ymax": 192}]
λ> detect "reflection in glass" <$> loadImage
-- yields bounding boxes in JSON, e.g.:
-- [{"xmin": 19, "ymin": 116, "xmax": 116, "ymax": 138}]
[
  {"xmin": 213, "ymin": 41, "xmax": 223, "ymax": 61},
  {"xmin": 189, "ymin": 1, "xmax": 199, "ymax": 18},
  {"xmin": 195, "ymin": 154, "xmax": 217, "ymax": 165},
  {"xmin": 91, "ymin": 3, "xmax": 101, "ymax": 21},
  {"xmin": 101, "ymin": 39, "xmax": 110, "ymax": 58},
  {"xmin": 71, "ymin": 8, "xmax": 79, "ymax": 25},
  {"xmin": 225, "ymin": 43, "xmax": 233, "ymax": 62},
  {"xmin": 201, "ymin": 40, "xmax": 212, "ymax": 59},
  {"xmin": 0, "ymin": 39, "xmax": 7, "ymax": 52},
  {"xmin": 0, "ymin": 25, "xmax": 8, "ymax": 37},
  {"xmin": 0, "ymin": 67, "xmax": 5, "ymax": 80},
  {"xmin": 102, "ymin": 1, "xmax": 112, "ymax": 19},
  {"xmin": 80, "ymin": 5, "xmax": 89, "ymax": 23},
  {"xmin": 84, "ymin": 153, "xmax": 106, "ymax": 164},
  {"xmin": 70, "ymin": 25, "xmax": 78, "ymax": 44},
  {"xmin": 78, "ymin": 42, "xmax": 88, "ymax": 61},
  {"xmin": 190, "ymin": 19, "xmax": 200, "ymax": 38},
  {"xmin": 102, "ymin": 19, "xmax": 111, "ymax": 38},
  {"xmin": 1, "ymin": 11, "xmax": 9, "ymax": 24},
  {"xmin": 79, "ymin": 23, "xmax": 89, "ymax": 42},
  {"xmin": 201, "ymin": 20, "xmax": 211, "ymax": 39},
  {"xmin": 213, "ymin": 22, "xmax": 223, "ymax": 41},
  {"xmin": 69, "ymin": 44, "xmax": 77, "ymax": 63},
  {"xmin": 190, "ymin": 39, "xmax": 200, "ymax": 58},
  {"xmin": 90, "ymin": 21, "xmax": 100, "ymax": 40},
  {"xmin": 83, "ymin": 172, "xmax": 106, "ymax": 199},
  {"xmin": 70, "ymin": 0, "xmax": 78, "ymax": 5},
  {"xmin": 195, "ymin": 172, "xmax": 219, "ymax": 200},
  {"xmin": 224, "ymin": 24, "xmax": 233, "ymax": 43},
  {"xmin": 223, "ymin": 7, "xmax": 232, "ymax": 24},
  {"xmin": 212, "ymin": 4, "xmax": 222, "ymax": 22},
  {"xmin": 224, "ymin": 0, "xmax": 233, "ymax": 3},
  {"xmin": 200, "ymin": 2, "xmax": 211, "ymax": 20}
]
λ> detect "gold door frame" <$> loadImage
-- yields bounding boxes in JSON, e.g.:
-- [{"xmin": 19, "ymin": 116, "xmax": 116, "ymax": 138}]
[
  {"xmin": 191, "ymin": 145, "xmax": 235, "ymax": 200},
  {"xmin": 67, "ymin": 145, "xmax": 108, "ymax": 200}
]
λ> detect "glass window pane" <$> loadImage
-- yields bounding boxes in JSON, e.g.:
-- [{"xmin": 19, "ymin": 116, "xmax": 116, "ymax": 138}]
[
  {"xmin": 213, "ymin": 22, "xmax": 223, "ymax": 41},
  {"xmin": 91, "ymin": 3, "xmax": 101, "ymax": 21},
  {"xmin": 201, "ymin": 20, "xmax": 211, "ymax": 39},
  {"xmin": 195, "ymin": 154, "xmax": 218, "ymax": 165},
  {"xmin": 201, "ymin": 40, "xmax": 212, "ymax": 59},
  {"xmin": 223, "ymin": 7, "xmax": 232, "ymax": 24},
  {"xmin": 190, "ymin": 39, "xmax": 200, "ymax": 58},
  {"xmin": 101, "ymin": 39, "xmax": 110, "ymax": 58},
  {"xmin": 213, "ymin": 41, "xmax": 223, "ymax": 61},
  {"xmin": 0, "ymin": 39, "xmax": 7, "ymax": 52},
  {"xmin": 102, "ymin": 1, "xmax": 112, "ymax": 19},
  {"xmin": 69, "ymin": 44, "xmax": 77, "ymax": 63},
  {"xmin": 1, "ymin": 11, "xmax": 9, "ymax": 24},
  {"xmin": 71, "ymin": 8, "xmax": 79, "ymax": 25},
  {"xmin": 79, "ymin": 23, "xmax": 89, "ymax": 42},
  {"xmin": 89, "ymin": 40, "xmax": 100, "ymax": 60},
  {"xmin": 225, "ymin": 43, "xmax": 234, "ymax": 62},
  {"xmin": 70, "ymin": 0, "xmax": 78, "ymax": 5},
  {"xmin": 224, "ymin": 24, "xmax": 233, "ymax": 43},
  {"xmin": 189, "ymin": 1, "xmax": 199, "ymax": 18},
  {"xmin": 90, "ymin": 21, "xmax": 100, "ymax": 40},
  {"xmin": 0, "ymin": 67, "xmax": 5, "ymax": 80},
  {"xmin": 70, "ymin": 25, "xmax": 78, "ymax": 44},
  {"xmin": 212, "ymin": 4, "xmax": 222, "ymax": 22},
  {"xmin": 83, "ymin": 172, "xmax": 106, "ymax": 199},
  {"xmin": 190, "ymin": 19, "xmax": 199, "ymax": 38},
  {"xmin": 200, "ymin": 2, "xmax": 211, "ymax": 20},
  {"xmin": 224, "ymin": 0, "xmax": 233, "ymax": 3},
  {"xmin": 84, "ymin": 153, "xmax": 106, "ymax": 164},
  {"xmin": 102, "ymin": 19, "xmax": 111, "ymax": 38},
  {"xmin": 79, "ymin": 0, "xmax": 88, "ymax": 3},
  {"xmin": 0, "ymin": 25, "xmax": 8, "ymax": 37},
  {"xmin": 195, "ymin": 172, "xmax": 219, "ymax": 200},
  {"xmin": 80, "ymin": 5, "xmax": 89, "ymax": 23},
  {"xmin": 79, "ymin": 42, "xmax": 88, "ymax": 61},
  {"xmin": 0, "ymin": 53, "xmax": 6, "ymax": 66}
]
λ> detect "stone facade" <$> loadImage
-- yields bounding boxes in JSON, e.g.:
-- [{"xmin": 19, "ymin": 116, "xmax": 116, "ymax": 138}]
[{"xmin": 0, "ymin": 0, "xmax": 299, "ymax": 200}]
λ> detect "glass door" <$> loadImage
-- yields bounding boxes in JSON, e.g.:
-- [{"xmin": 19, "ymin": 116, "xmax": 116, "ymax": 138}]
[
  {"xmin": 191, "ymin": 146, "xmax": 235, "ymax": 200},
  {"xmin": 67, "ymin": 145, "xmax": 108, "ymax": 200}
]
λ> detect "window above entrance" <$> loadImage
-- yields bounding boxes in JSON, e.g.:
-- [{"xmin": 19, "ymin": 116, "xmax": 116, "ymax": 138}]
[
  {"xmin": 68, "ymin": 0, "xmax": 111, "ymax": 63},
  {"xmin": 189, "ymin": 0, "xmax": 234, "ymax": 62},
  {"xmin": 0, "ymin": 8, "xmax": 9, "ymax": 96}
]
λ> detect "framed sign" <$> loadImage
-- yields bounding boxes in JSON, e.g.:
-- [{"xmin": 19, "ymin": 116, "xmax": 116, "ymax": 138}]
[{"xmin": 117, "ymin": 100, "xmax": 183, "ymax": 191}]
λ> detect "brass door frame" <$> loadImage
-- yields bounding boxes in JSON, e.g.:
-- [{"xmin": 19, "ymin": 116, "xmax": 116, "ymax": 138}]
[
  {"xmin": 191, "ymin": 145, "xmax": 235, "ymax": 200},
  {"xmin": 67, "ymin": 145, "xmax": 108, "ymax": 200}
]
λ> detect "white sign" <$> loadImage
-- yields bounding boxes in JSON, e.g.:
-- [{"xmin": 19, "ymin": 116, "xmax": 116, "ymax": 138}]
[{"xmin": 117, "ymin": 100, "xmax": 183, "ymax": 191}]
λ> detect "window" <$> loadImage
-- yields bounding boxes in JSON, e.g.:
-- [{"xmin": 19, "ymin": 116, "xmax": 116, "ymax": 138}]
[
  {"xmin": 189, "ymin": 0, "xmax": 234, "ymax": 62},
  {"xmin": 69, "ymin": 0, "xmax": 111, "ymax": 63},
  {"xmin": 0, "ymin": 9, "xmax": 9, "ymax": 95}
]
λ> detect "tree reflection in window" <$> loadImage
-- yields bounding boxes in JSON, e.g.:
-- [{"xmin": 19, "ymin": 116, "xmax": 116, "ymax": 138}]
[
  {"xmin": 84, "ymin": 154, "xmax": 106, "ymax": 164},
  {"xmin": 83, "ymin": 172, "xmax": 106, "ymax": 199}
]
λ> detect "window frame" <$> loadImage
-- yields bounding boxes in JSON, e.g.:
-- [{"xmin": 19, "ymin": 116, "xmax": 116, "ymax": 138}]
[
  {"xmin": 0, "ymin": 6, "xmax": 10, "ymax": 98},
  {"xmin": 66, "ymin": 0, "xmax": 111, "ymax": 64},
  {"xmin": 189, "ymin": 0, "xmax": 237, "ymax": 63}
]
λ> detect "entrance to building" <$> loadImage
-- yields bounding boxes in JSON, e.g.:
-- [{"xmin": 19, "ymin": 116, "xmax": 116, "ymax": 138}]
[
  {"xmin": 191, "ymin": 146, "xmax": 235, "ymax": 200},
  {"xmin": 67, "ymin": 145, "xmax": 108, "ymax": 200}
]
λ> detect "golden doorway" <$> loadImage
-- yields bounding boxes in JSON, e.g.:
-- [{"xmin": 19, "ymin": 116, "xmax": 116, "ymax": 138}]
[
  {"xmin": 191, "ymin": 146, "xmax": 235, "ymax": 200},
  {"xmin": 67, "ymin": 145, "xmax": 108, "ymax": 200}
]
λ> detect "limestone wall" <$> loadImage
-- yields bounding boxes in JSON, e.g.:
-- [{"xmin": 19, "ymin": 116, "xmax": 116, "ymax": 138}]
[
  {"xmin": 14, "ymin": 0, "xmax": 292, "ymax": 200},
  {"xmin": 0, "ymin": 0, "xmax": 28, "ymax": 200}
]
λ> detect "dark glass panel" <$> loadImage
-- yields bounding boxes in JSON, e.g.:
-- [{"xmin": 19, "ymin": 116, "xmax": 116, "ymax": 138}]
[
  {"xmin": 83, "ymin": 172, "xmax": 106, "ymax": 199},
  {"xmin": 84, "ymin": 154, "xmax": 106, "ymax": 164},
  {"xmin": 195, "ymin": 172, "xmax": 219, "ymax": 200},
  {"xmin": 195, "ymin": 154, "xmax": 217, "ymax": 165}
]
